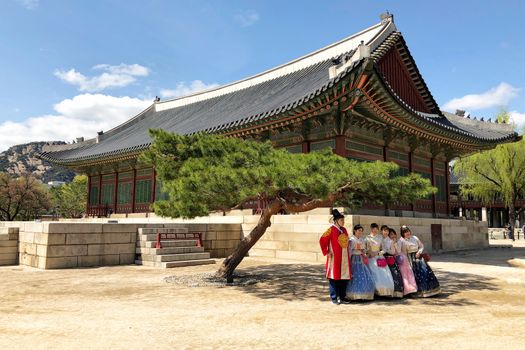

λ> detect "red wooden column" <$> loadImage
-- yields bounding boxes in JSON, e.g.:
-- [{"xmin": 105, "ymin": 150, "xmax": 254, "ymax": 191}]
[
  {"xmin": 335, "ymin": 135, "xmax": 346, "ymax": 157},
  {"xmin": 408, "ymin": 151, "xmax": 414, "ymax": 212},
  {"xmin": 302, "ymin": 141, "xmax": 310, "ymax": 153},
  {"xmin": 98, "ymin": 174, "xmax": 103, "ymax": 206},
  {"xmin": 131, "ymin": 169, "xmax": 137, "ymax": 213},
  {"xmin": 445, "ymin": 161, "xmax": 451, "ymax": 217},
  {"xmin": 113, "ymin": 171, "xmax": 119, "ymax": 214},
  {"xmin": 431, "ymin": 158, "xmax": 437, "ymax": 217}
]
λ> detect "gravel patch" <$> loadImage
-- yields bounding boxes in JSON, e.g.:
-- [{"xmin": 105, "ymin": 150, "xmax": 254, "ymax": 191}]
[{"xmin": 164, "ymin": 272, "xmax": 266, "ymax": 287}]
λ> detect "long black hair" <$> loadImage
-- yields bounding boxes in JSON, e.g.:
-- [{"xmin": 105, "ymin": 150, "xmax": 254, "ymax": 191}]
[{"xmin": 400, "ymin": 225, "xmax": 411, "ymax": 238}]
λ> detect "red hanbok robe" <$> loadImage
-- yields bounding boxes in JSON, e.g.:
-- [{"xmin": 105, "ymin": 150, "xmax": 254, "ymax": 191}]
[{"xmin": 319, "ymin": 225, "xmax": 352, "ymax": 280}]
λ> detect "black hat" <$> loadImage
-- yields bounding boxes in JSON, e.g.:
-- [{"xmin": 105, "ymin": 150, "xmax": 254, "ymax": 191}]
[{"xmin": 331, "ymin": 209, "xmax": 345, "ymax": 221}]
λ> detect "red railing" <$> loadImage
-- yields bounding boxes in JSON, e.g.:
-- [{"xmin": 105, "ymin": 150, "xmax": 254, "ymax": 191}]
[{"xmin": 155, "ymin": 231, "xmax": 203, "ymax": 249}]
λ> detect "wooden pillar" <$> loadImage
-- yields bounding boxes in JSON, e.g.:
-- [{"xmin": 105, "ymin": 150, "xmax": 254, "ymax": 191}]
[
  {"xmin": 431, "ymin": 158, "xmax": 437, "ymax": 217},
  {"xmin": 86, "ymin": 175, "xmax": 92, "ymax": 216},
  {"xmin": 383, "ymin": 145, "xmax": 389, "ymax": 215},
  {"xmin": 408, "ymin": 151, "xmax": 414, "ymax": 212},
  {"xmin": 302, "ymin": 141, "xmax": 310, "ymax": 153},
  {"xmin": 113, "ymin": 171, "xmax": 119, "ymax": 214},
  {"xmin": 98, "ymin": 174, "xmax": 102, "ymax": 206},
  {"xmin": 445, "ymin": 160, "xmax": 451, "ymax": 217},
  {"xmin": 335, "ymin": 135, "xmax": 346, "ymax": 157},
  {"xmin": 131, "ymin": 168, "xmax": 137, "ymax": 213}
]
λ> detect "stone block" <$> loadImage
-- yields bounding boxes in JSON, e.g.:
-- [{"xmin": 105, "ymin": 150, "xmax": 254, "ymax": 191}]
[
  {"xmin": 46, "ymin": 245, "xmax": 88, "ymax": 258},
  {"xmin": 242, "ymin": 216, "xmax": 261, "ymax": 224},
  {"xmin": 19, "ymin": 253, "xmax": 36, "ymax": 267},
  {"xmin": 88, "ymin": 243, "xmax": 135, "ymax": 255},
  {"xmin": 249, "ymin": 248, "xmax": 276, "ymax": 258},
  {"xmin": 66, "ymin": 234, "xmax": 103, "ymax": 245},
  {"xmin": 0, "ymin": 252, "xmax": 17, "ymax": 260},
  {"xmin": 102, "ymin": 223, "xmax": 139, "ymax": 233},
  {"xmin": 253, "ymin": 240, "xmax": 289, "ymax": 250},
  {"xmin": 216, "ymin": 231, "xmax": 241, "ymax": 240},
  {"xmin": 37, "ymin": 244, "xmax": 47, "ymax": 256},
  {"xmin": 102, "ymin": 232, "xmax": 133, "ymax": 244},
  {"xmin": 266, "ymin": 224, "xmax": 294, "ymax": 233},
  {"xmin": 0, "ymin": 259, "xmax": 17, "ymax": 266},
  {"xmin": 275, "ymin": 250, "xmax": 317, "ymax": 262},
  {"xmin": 0, "ymin": 246, "xmax": 17, "ymax": 254},
  {"xmin": 292, "ymin": 224, "xmax": 329, "ymax": 234},
  {"xmin": 212, "ymin": 240, "xmax": 240, "ymax": 249},
  {"xmin": 78, "ymin": 255, "xmax": 102, "ymax": 267},
  {"xmin": 207, "ymin": 224, "xmax": 240, "ymax": 232},
  {"xmin": 272, "ymin": 215, "xmax": 309, "ymax": 224},
  {"xmin": 19, "ymin": 242, "xmax": 37, "ymax": 255},
  {"xmin": 0, "ymin": 234, "xmax": 8, "ymax": 241},
  {"xmin": 119, "ymin": 253, "xmax": 135, "ymax": 264},
  {"xmin": 307, "ymin": 215, "xmax": 332, "ymax": 224},
  {"xmin": 273, "ymin": 232, "xmax": 319, "ymax": 242},
  {"xmin": 184, "ymin": 224, "xmax": 209, "ymax": 232},
  {"xmin": 0, "ymin": 240, "xmax": 18, "ymax": 247},
  {"xmin": 45, "ymin": 256, "xmax": 79, "ymax": 269},
  {"xmin": 289, "ymin": 241, "xmax": 320, "ymax": 252},
  {"xmin": 102, "ymin": 255, "xmax": 120, "ymax": 265},
  {"xmin": 47, "ymin": 234, "xmax": 66, "ymax": 245},
  {"xmin": 46, "ymin": 223, "xmax": 103, "ymax": 234},
  {"xmin": 202, "ymin": 231, "xmax": 217, "ymax": 240},
  {"xmin": 18, "ymin": 231, "xmax": 35, "ymax": 244},
  {"xmin": 22, "ymin": 222, "xmax": 45, "ymax": 233}
]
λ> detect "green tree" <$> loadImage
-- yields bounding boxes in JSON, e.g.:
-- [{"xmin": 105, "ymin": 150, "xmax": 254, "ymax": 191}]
[
  {"xmin": 454, "ymin": 138, "xmax": 525, "ymax": 237},
  {"xmin": 141, "ymin": 130, "xmax": 436, "ymax": 281},
  {"xmin": 51, "ymin": 175, "xmax": 87, "ymax": 218},
  {"xmin": 0, "ymin": 172, "xmax": 52, "ymax": 221}
]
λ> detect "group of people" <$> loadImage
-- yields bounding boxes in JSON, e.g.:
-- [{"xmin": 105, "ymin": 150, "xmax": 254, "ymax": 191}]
[{"xmin": 319, "ymin": 209, "xmax": 441, "ymax": 304}]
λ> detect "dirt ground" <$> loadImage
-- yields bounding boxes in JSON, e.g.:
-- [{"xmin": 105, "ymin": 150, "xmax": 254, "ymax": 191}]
[{"xmin": 1, "ymin": 241, "xmax": 525, "ymax": 350}]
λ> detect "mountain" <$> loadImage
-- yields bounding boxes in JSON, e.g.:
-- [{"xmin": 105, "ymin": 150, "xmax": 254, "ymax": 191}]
[{"xmin": 0, "ymin": 142, "xmax": 76, "ymax": 183}]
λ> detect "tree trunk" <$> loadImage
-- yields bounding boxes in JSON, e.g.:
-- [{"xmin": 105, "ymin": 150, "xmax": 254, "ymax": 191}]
[
  {"xmin": 216, "ymin": 202, "xmax": 282, "ymax": 282},
  {"xmin": 509, "ymin": 200, "xmax": 517, "ymax": 241}
]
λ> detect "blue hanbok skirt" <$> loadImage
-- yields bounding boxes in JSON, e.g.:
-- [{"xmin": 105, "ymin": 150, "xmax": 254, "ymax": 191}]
[
  {"xmin": 346, "ymin": 255, "xmax": 375, "ymax": 300},
  {"xmin": 407, "ymin": 252, "xmax": 440, "ymax": 297}
]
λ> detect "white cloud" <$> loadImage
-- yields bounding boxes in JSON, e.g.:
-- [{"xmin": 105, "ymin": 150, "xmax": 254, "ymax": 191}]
[
  {"xmin": 160, "ymin": 80, "xmax": 219, "ymax": 99},
  {"xmin": 54, "ymin": 63, "xmax": 150, "ymax": 92},
  {"xmin": 443, "ymin": 82, "xmax": 520, "ymax": 111},
  {"xmin": 18, "ymin": 0, "xmax": 39, "ymax": 10},
  {"xmin": 510, "ymin": 110, "xmax": 525, "ymax": 129},
  {"xmin": 0, "ymin": 94, "xmax": 151, "ymax": 152},
  {"xmin": 234, "ymin": 9, "xmax": 260, "ymax": 27}
]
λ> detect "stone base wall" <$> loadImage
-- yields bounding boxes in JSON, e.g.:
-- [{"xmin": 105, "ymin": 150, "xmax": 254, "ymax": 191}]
[
  {"xmin": 248, "ymin": 214, "xmax": 488, "ymax": 263},
  {"xmin": 0, "ymin": 227, "xmax": 19, "ymax": 266},
  {"xmin": 0, "ymin": 221, "xmax": 242, "ymax": 269}
]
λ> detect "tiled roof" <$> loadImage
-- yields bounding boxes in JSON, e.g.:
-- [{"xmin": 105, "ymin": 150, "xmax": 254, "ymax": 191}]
[{"xmin": 40, "ymin": 17, "xmax": 519, "ymax": 165}]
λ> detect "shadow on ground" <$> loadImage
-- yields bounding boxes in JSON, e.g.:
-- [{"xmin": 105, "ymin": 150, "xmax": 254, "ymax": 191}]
[{"xmin": 232, "ymin": 263, "xmax": 499, "ymax": 306}]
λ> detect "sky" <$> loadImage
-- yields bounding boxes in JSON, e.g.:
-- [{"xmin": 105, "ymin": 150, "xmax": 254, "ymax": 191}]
[{"xmin": 1, "ymin": 0, "xmax": 524, "ymax": 151}]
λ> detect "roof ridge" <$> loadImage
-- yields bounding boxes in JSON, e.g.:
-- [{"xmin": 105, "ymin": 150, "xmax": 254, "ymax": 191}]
[{"xmin": 155, "ymin": 19, "xmax": 396, "ymax": 112}]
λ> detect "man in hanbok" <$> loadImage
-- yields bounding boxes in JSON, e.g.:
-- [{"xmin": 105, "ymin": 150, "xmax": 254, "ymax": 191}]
[{"xmin": 319, "ymin": 209, "xmax": 352, "ymax": 304}]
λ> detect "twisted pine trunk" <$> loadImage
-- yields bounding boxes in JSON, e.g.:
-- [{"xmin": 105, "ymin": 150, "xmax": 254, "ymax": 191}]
[{"xmin": 216, "ymin": 202, "xmax": 281, "ymax": 282}]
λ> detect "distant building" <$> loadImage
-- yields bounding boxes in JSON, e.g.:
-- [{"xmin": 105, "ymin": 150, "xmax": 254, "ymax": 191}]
[
  {"xmin": 39, "ymin": 14, "xmax": 519, "ymax": 218},
  {"xmin": 47, "ymin": 181, "xmax": 66, "ymax": 187}
]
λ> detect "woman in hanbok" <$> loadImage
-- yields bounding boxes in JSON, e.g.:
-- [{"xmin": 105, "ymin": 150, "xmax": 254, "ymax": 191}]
[
  {"xmin": 399, "ymin": 226, "xmax": 440, "ymax": 297},
  {"xmin": 346, "ymin": 224, "xmax": 375, "ymax": 300},
  {"xmin": 365, "ymin": 223, "xmax": 394, "ymax": 297},
  {"xmin": 382, "ymin": 229, "xmax": 404, "ymax": 298}
]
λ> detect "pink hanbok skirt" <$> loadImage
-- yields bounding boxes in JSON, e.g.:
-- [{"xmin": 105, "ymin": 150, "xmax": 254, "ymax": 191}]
[{"xmin": 396, "ymin": 255, "xmax": 417, "ymax": 295}]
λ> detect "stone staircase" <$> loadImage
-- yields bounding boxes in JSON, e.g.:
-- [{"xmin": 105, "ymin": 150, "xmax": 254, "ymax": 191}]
[{"xmin": 135, "ymin": 228, "xmax": 215, "ymax": 268}]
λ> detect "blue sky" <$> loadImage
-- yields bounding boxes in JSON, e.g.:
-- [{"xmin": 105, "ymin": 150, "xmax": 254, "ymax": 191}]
[{"xmin": 0, "ymin": 0, "xmax": 524, "ymax": 151}]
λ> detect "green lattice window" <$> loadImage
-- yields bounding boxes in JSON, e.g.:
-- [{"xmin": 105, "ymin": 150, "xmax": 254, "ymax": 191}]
[
  {"xmin": 436, "ymin": 175, "xmax": 447, "ymax": 202},
  {"xmin": 89, "ymin": 185, "xmax": 99, "ymax": 205},
  {"xmin": 414, "ymin": 156, "xmax": 431, "ymax": 168},
  {"xmin": 346, "ymin": 140, "xmax": 383, "ymax": 156},
  {"xmin": 101, "ymin": 184, "xmax": 114, "ymax": 206},
  {"xmin": 135, "ymin": 179, "xmax": 152, "ymax": 204},
  {"xmin": 118, "ymin": 182, "xmax": 132, "ymax": 204},
  {"xmin": 284, "ymin": 145, "xmax": 302, "ymax": 153},
  {"xmin": 310, "ymin": 139, "xmax": 336, "ymax": 151},
  {"xmin": 387, "ymin": 150, "xmax": 409, "ymax": 162}
]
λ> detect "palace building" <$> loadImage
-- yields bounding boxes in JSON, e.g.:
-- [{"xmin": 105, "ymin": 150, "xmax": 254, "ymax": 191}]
[{"xmin": 40, "ymin": 14, "xmax": 519, "ymax": 218}]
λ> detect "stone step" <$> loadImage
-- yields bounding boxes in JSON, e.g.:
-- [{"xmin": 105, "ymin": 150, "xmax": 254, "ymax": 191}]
[
  {"xmin": 135, "ymin": 258, "xmax": 215, "ymax": 268},
  {"xmin": 136, "ymin": 246, "xmax": 204, "ymax": 255},
  {"xmin": 138, "ymin": 227, "xmax": 188, "ymax": 235},
  {"xmin": 138, "ymin": 240, "xmax": 199, "ymax": 248},
  {"xmin": 141, "ymin": 252, "xmax": 211, "ymax": 263}
]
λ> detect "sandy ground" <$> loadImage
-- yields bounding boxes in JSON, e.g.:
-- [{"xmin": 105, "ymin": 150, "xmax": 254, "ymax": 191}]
[{"xmin": 1, "ymin": 241, "xmax": 525, "ymax": 350}]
